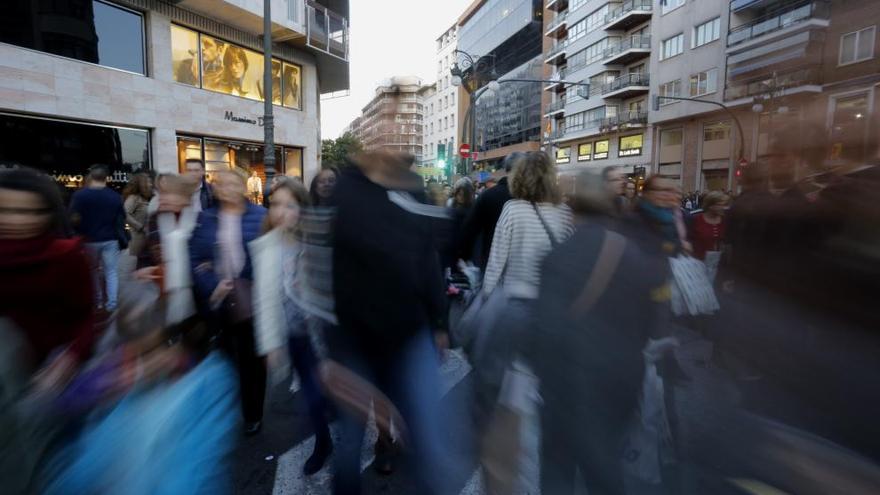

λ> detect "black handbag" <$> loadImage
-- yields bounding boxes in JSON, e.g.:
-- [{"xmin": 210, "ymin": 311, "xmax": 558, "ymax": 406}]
[
  {"xmin": 225, "ymin": 278, "xmax": 253, "ymax": 323},
  {"xmin": 116, "ymin": 214, "xmax": 131, "ymax": 250}
]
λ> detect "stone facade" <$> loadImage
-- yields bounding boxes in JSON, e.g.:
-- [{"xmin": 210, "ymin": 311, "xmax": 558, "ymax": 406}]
[{"xmin": 0, "ymin": 2, "xmax": 327, "ymax": 183}]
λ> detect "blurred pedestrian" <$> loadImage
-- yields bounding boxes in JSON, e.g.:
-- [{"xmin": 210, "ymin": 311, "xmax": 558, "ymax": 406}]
[
  {"xmin": 310, "ymin": 167, "xmax": 339, "ymax": 207},
  {"xmin": 636, "ymin": 175, "xmax": 692, "ymax": 256},
  {"xmin": 250, "ymin": 177, "xmax": 333, "ymax": 475},
  {"xmin": 0, "ymin": 167, "xmax": 95, "ymax": 393},
  {"xmin": 328, "ymin": 150, "xmax": 452, "ymax": 494},
  {"xmin": 689, "ymin": 191, "xmax": 729, "ymax": 264},
  {"xmin": 122, "ymin": 172, "xmax": 153, "ymax": 258},
  {"xmin": 136, "ymin": 174, "xmax": 200, "ymax": 326},
  {"xmin": 184, "ymin": 158, "xmax": 214, "ymax": 212},
  {"xmin": 69, "ymin": 165, "xmax": 126, "ymax": 312},
  {"xmin": 190, "ymin": 168, "xmax": 267, "ymax": 435},
  {"xmin": 458, "ymin": 152, "xmax": 523, "ymax": 271},
  {"xmin": 477, "ymin": 151, "xmax": 572, "ymax": 441},
  {"xmin": 601, "ymin": 166, "xmax": 627, "ymax": 214},
  {"xmin": 533, "ymin": 169, "xmax": 668, "ymax": 495}
]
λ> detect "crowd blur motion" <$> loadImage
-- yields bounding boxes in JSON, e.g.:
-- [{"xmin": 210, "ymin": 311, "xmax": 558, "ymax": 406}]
[{"xmin": 2, "ymin": 88, "xmax": 880, "ymax": 495}]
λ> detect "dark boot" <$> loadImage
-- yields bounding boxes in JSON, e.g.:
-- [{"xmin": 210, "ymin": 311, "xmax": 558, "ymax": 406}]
[{"xmin": 304, "ymin": 428, "xmax": 333, "ymax": 475}]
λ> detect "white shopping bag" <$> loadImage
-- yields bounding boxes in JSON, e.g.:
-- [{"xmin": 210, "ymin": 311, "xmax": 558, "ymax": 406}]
[{"xmin": 669, "ymin": 255, "xmax": 720, "ymax": 316}]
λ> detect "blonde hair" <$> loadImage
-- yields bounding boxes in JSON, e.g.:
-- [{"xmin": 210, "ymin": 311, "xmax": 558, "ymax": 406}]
[
  {"xmin": 702, "ymin": 190, "xmax": 729, "ymax": 210},
  {"xmin": 510, "ymin": 151, "xmax": 561, "ymax": 204},
  {"xmin": 219, "ymin": 167, "xmax": 249, "ymax": 184}
]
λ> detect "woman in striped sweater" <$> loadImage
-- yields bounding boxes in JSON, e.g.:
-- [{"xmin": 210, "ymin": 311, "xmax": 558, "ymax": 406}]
[{"xmin": 476, "ymin": 151, "xmax": 573, "ymax": 424}]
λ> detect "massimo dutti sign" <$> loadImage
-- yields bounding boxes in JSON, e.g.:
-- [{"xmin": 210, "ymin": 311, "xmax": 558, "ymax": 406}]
[{"xmin": 224, "ymin": 111, "xmax": 264, "ymax": 126}]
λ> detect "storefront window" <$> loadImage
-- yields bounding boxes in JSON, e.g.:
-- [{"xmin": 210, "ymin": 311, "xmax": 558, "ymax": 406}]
[
  {"xmin": 171, "ymin": 25, "xmax": 200, "ymax": 87},
  {"xmin": 556, "ymin": 147, "xmax": 571, "ymax": 163},
  {"xmin": 1, "ymin": 113, "xmax": 150, "ymax": 199},
  {"xmin": 178, "ymin": 136, "xmax": 302, "ymax": 201},
  {"xmin": 577, "ymin": 143, "xmax": 592, "ymax": 161},
  {"xmin": 594, "ymin": 140, "xmax": 609, "ymax": 160},
  {"xmin": 201, "ymin": 35, "xmax": 264, "ymax": 101},
  {"xmin": 830, "ymin": 93, "xmax": 869, "ymax": 162},
  {"xmin": 1, "ymin": 0, "xmax": 145, "ymax": 75},
  {"xmin": 282, "ymin": 62, "xmax": 302, "ymax": 109},
  {"xmin": 285, "ymin": 148, "xmax": 304, "ymax": 179},
  {"xmin": 619, "ymin": 134, "xmax": 643, "ymax": 157},
  {"xmin": 171, "ymin": 26, "xmax": 303, "ymax": 109}
]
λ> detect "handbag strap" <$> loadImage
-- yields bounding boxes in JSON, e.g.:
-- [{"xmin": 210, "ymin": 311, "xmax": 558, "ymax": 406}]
[
  {"xmin": 569, "ymin": 230, "xmax": 626, "ymax": 318},
  {"xmin": 531, "ymin": 202, "xmax": 559, "ymax": 248}
]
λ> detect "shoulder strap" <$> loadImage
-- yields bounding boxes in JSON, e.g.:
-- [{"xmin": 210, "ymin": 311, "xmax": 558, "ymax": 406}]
[
  {"xmin": 532, "ymin": 202, "xmax": 559, "ymax": 248},
  {"xmin": 569, "ymin": 230, "xmax": 626, "ymax": 318}
]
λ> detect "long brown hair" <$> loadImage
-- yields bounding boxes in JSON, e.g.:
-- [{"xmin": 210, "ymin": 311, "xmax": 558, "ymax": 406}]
[
  {"xmin": 123, "ymin": 172, "xmax": 152, "ymax": 201},
  {"xmin": 263, "ymin": 176, "xmax": 311, "ymax": 233},
  {"xmin": 510, "ymin": 151, "xmax": 561, "ymax": 204}
]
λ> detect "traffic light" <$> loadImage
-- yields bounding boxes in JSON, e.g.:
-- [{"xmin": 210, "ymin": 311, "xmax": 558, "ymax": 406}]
[{"xmin": 437, "ymin": 143, "xmax": 447, "ymax": 169}]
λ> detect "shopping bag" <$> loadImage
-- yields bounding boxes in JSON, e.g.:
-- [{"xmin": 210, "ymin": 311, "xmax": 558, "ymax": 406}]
[
  {"xmin": 669, "ymin": 255, "xmax": 720, "ymax": 316},
  {"xmin": 622, "ymin": 360, "xmax": 674, "ymax": 485},
  {"xmin": 456, "ymin": 287, "xmax": 508, "ymax": 363}
]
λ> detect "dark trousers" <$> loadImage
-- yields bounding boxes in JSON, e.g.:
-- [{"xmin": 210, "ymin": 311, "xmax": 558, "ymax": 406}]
[
  {"xmin": 222, "ymin": 319, "xmax": 266, "ymax": 424},
  {"xmin": 288, "ymin": 335, "xmax": 330, "ymax": 440},
  {"xmin": 540, "ymin": 405, "xmax": 630, "ymax": 495}
]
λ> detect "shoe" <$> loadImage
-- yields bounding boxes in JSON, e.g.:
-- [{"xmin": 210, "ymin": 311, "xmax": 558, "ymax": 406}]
[
  {"xmin": 372, "ymin": 434, "xmax": 396, "ymax": 476},
  {"xmin": 244, "ymin": 421, "xmax": 262, "ymax": 436},
  {"xmin": 303, "ymin": 435, "xmax": 333, "ymax": 475}
]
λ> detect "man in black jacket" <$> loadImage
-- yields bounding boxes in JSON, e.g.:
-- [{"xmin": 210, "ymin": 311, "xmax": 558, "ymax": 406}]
[
  {"xmin": 328, "ymin": 150, "xmax": 454, "ymax": 495},
  {"xmin": 457, "ymin": 152, "xmax": 524, "ymax": 270}
]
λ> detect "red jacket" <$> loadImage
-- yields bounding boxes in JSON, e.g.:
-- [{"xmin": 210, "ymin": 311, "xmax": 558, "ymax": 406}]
[{"xmin": 0, "ymin": 235, "xmax": 95, "ymax": 366}]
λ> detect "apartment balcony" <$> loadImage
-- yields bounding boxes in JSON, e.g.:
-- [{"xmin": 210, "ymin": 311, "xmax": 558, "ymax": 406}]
[
  {"xmin": 546, "ymin": 0, "xmax": 569, "ymax": 13},
  {"xmin": 544, "ymin": 67, "xmax": 567, "ymax": 91},
  {"xmin": 601, "ymin": 73, "xmax": 650, "ymax": 99},
  {"xmin": 730, "ymin": 0, "xmax": 782, "ymax": 14},
  {"xmin": 727, "ymin": 0, "xmax": 829, "ymax": 52},
  {"xmin": 545, "ymin": 10, "xmax": 569, "ymax": 38},
  {"xmin": 724, "ymin": 65, "xmax": 822, "ymax": 102},
  {"xmin": 603, "ymin": 34, "xmax": 651, "ymax": 65},
  {"xmin": 545, "ymin": 40, "xmax": 568, "ymax": 65},
  {"xmin": 604, "ymin": 0, "xmax": 653, "ymax": 31},
  {"xmin": 544, "ymin": 98, "xmax": 566, "ymax": 117},
  {"xmin": 598, "ymin": 110, "xmax": 648, "ymax": 132}
]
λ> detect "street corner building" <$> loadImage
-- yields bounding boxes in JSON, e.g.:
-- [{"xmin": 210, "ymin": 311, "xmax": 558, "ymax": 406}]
[
  {"xmin": 541, "ymin": 0, "xmax": 880, "ymax": 193},
  {"xmin": 0, "ymin": 0, "xmax": 350, "ymax": 195}
]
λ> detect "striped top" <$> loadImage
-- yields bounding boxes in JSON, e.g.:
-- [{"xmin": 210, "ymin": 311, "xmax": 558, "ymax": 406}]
[{"xmin": 484, "ymin": 200, "xmax": 574, "ymax": 299}]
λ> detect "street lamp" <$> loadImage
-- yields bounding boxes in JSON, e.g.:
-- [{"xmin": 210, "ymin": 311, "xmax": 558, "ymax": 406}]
[{"xmin": 262, "ymin": 0, "xmax": 275, "ymax": 201}]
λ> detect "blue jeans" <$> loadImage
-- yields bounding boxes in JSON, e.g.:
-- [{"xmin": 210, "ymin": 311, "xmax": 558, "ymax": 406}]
[
  {"xmin": 333, "ymin": 330, "xmax": 455, "ymax": 495},
  {"xmin": 85, "ymin": 241, "xmax": 120, "ymax": 310}
]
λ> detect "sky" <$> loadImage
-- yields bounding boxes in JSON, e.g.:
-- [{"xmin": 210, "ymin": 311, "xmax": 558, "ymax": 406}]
[{"xmin": 320, "ymin": 0, "xmax": 475, "ymax": 139}]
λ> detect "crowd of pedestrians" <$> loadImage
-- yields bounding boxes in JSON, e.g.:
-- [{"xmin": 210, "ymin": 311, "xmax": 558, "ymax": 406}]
[{"xmin": 1, "ymin": 117, "xmax": 879, "ymax": 495}]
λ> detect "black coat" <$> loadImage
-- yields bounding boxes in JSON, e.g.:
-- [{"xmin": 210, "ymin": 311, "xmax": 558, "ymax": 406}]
[
  {"xmin": 532, "ymin": 220, "xmax": 668, "ymax": 423},
  {"xmin": 458, "ymin": 177, "xmax": 512, "ymax": 270},
  {"xmin": 330, "ymin": 166, "xmax": 446, "ymax": 360}
]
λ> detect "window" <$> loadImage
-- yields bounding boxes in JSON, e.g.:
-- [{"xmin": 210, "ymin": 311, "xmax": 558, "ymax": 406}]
[
  {"xmin": 660, "ymin": 128, "xmax": 683, "ymax": 146},
  {"xmin": 586, "ymin": 4, "xmax": 610, "ymax": 34},
  {"xmin": 0, "ymin": 0, "xmax": 146, "ymax": 75},
  {"xmin": 172, "ymin": 26, "xmax": 302, "ymax": 109},
  {"xmin": 661, "ymin": 34, "xmax": 684, "ymax": 60},
  {"xmin": 0, "ymin": 113, "xmax": 150, "ymax": 195},
  {"xmin": 556, "ymin": 147, "xmax": 571, "ymax": 163},
  {"xmin": 566, "ymin": 112, "xmax": 586, "ymax": 131},
  {"xmin": 659, "ymin": 80, "xmax": 682, "ymax": 104},
  {"xmin": 568, "ymin": 19, "xmax": 587, "ymax": 43},
  {"xmin": 619, "ymin": 134, "xmax": 643, "ymax": 157},
  {"xmin": 586, "ymin": 106, "xmax": 606, "ymax": 124},
  {"xmin": 703, "ymin": 121, "xmax": 730, "ymax": 141},
  {"xmin": 689, "ymin": 68, "xmax": 718, "ymax": 97},
  {"xmin": 586, "ymin": 37, "xmax": 616, "ymax": 65},
  {"xmin": 593, "ymin": 140, "xmax": 609, "ymax": 160},
  {"xmin": 662, "ymin": 0, "xmax": 685, "ymax": 14},
  {"xmin": 839, "ymin": 26, "xmax": 876, "ymax": 65},
  {"xmin": 577, "ymin": 143, "xmax": 592, "ymax": 161},
  {"xmin": 693, "ymin": 18, "xmax": 721, "ymax": 48},
  {"xmin": 570, "ymin": 0, "xmax": 588, "ymax": 11},
  {"xmin": 565, "ymin": 85, "xmax": 580, "ymax": 104}
]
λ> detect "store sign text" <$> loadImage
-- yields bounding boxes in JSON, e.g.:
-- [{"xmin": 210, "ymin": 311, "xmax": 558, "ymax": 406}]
[{"xmin": 224, "ymin": 111, "xmax": 264, "ymax": 127}]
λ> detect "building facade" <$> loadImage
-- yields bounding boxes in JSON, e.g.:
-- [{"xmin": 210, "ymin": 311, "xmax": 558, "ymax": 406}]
[
  {"xmin": 422, "ymin": 24, "xmax": 460, "ymax": 174},
  {"xmin": 541, "ymin": 0, "xmax": 879, "ymax": 192},
  {"xmin": 346, "ymin": 76, "xmax": 426, "ymax": 159},
  {"xmin": 0, "ymin": 0, "xmax": 349, "ymax": 193},
  {"xmin": 457, "ymin": 0, "xmax": 545, "ymax": 170}
]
